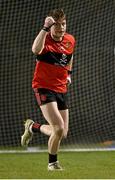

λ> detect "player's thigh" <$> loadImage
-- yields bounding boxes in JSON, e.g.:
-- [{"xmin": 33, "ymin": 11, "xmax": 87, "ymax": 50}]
[
  {"xmin": 40, "ymin": 102, "xmax": 64, "ymax": 128},
  {"xmin": 59, "ymin": 109, "xmax": 69, "ymax": 137},
  {"xmin": 59, "ymin": 109, "xmax": 69, "ymax": 128}
]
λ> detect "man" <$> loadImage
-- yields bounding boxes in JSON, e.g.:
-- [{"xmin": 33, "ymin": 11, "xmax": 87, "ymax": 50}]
[{"xmin": 21, "ymin": 9, "xmax": 75, "ymax": 171}]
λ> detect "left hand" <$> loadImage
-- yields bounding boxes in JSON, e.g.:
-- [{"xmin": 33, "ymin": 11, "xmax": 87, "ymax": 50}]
[{"xmin": 67, "ymin": 75, "xmax": 71, "ymax": 85}]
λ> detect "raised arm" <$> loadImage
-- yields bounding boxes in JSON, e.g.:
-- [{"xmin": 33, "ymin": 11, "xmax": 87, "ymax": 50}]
[
  {"xmin": 32, "ymin": 30, "xmax": 47, "ymax": 54},
  {"xmin": 32, "ymin": 17, "xmax": 55, "ymax": 54}
]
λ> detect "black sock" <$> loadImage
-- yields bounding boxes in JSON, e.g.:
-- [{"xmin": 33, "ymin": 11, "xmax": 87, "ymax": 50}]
[
  {"xmin": 32, "ymin": 122, "xmax": 41, "ymax": 133},
  {"xmin": 49, "ymin": 153, "xmax": 57, "ymax": 163}
]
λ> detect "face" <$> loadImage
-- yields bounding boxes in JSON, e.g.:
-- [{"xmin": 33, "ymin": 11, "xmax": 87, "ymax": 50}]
[{"xmin": 50, "ymin": 18, "xmax": 66, "ymax": 41}]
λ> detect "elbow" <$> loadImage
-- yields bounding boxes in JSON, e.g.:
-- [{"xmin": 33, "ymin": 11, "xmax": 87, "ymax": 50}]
[
  {"xmin": 32, "ymin": 45, "xmax": 43, "ymax": 55},
  {"xmin": 32, "ymin": 46, "xmax": 38, "ymax": 54}
]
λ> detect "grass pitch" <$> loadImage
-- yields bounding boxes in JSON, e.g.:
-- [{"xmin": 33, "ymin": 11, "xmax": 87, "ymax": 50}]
[{"xmin": 0, "ymin": 151, "xmax": 115, "ymax": 179}]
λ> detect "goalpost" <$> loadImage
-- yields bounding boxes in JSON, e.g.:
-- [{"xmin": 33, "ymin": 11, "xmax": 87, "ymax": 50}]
[{"xmin": 0, "ymin": 0, "xmax": 114, "ymax": 152}]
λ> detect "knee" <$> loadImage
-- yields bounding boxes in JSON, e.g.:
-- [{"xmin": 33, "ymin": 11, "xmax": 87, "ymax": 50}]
[
  {"xmin": 54, "ymin": 125, "xmax": 64, "ymax": 138},
  {"xmin": 62, "ymin": 129, "xmax": 68, "ymax": 139}
]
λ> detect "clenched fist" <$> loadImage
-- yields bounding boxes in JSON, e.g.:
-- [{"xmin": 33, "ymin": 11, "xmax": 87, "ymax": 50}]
[{"xmin": 43, "ymin": 16, "xmax": 55, "ymax": 32}]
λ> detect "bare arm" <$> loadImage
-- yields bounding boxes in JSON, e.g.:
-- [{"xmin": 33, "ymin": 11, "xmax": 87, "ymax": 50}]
[
  {"xmin": 69, "ymin": 55, "xmax": 73, "ymax": 71},
  {"xmin": 32, "ymin": 30, "xmax": 48, "ymax": 54},
  {"xmin": 67, "ymin": 55, "xmax": 73, "ymax": 85},
  {"xmin": 32, "ymin": 16, "xmax": 55, "ymax": 55}
]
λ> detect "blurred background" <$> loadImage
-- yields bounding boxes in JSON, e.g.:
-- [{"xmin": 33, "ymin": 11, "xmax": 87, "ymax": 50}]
[{"xmin": 0, "ymin": 0, "xmax": 114, "ymax": 150}]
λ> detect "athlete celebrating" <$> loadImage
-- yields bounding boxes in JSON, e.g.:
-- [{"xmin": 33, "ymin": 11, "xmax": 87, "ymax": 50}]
[{"xmin": 21, "ymin": 9, "xmax": 75, "ymax": 171}]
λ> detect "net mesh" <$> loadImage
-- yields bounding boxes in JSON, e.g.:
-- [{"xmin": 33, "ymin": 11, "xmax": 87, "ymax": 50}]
[{"xmin": 0, "ymin": 0, "xmax": 114, "ymax": 149}]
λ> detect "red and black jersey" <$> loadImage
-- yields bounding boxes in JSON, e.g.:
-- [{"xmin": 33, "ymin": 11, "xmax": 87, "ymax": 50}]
[{"xmin": 32, "ymin": 32, "xmax": 75, "ymax": 93}]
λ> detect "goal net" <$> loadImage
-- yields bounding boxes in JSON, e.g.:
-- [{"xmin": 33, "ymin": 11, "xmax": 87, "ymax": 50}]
[{"xmin": 0, "ymin": 0, "xmax": 114, "ymax": 151}]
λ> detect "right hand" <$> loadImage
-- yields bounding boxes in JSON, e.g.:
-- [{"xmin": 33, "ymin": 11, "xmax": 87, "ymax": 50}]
[{"xmin": 44, "ymin": 16, "xmax": 55, "ymax": 28}]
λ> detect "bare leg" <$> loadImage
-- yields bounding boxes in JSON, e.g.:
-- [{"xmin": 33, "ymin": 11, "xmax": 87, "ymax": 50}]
[
  {"xmin": 59, "ymin": 109, "xmax": 69, "ymax": 138},
  {"xmin": 40, "ymin": 102, "xmax": 64, "ymax": 154},
  {"xmin": 40, "ymin": 109, "xmax": 69, "ymax": 138},
  {"xmin": 40, "ymin": 124, "xmax": 52, "ymax": 136}
]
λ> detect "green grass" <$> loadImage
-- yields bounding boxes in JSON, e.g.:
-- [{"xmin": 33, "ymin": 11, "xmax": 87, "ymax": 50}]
[{"xmin": 0, "ymin": 151, "xmax": 115, "ymax": 179}]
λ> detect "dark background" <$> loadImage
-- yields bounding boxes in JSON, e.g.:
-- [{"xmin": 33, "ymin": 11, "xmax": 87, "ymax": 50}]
[{"xmin": 0, "ymin": 0, "xmax": 114, "ymax": 147}]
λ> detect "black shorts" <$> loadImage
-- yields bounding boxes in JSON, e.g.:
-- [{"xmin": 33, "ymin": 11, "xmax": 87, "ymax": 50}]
[{"xmin": 33, "ymin": 88, "xmax": 68, "ymax": 110}]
